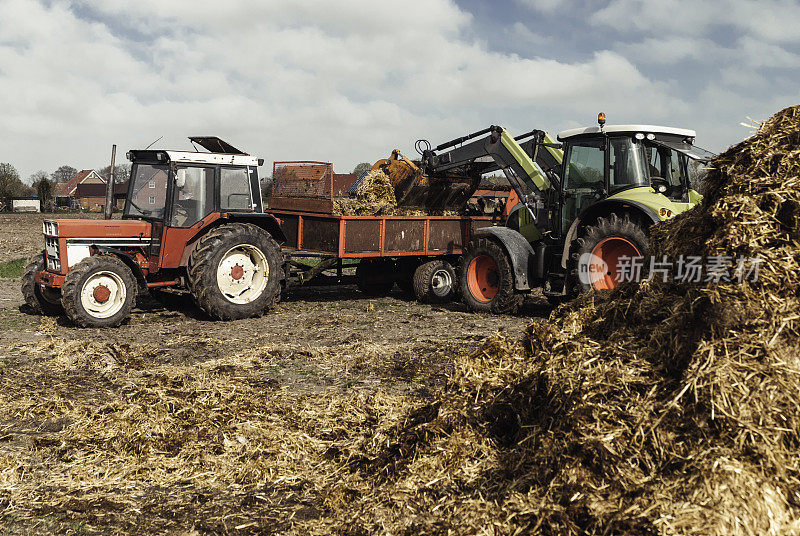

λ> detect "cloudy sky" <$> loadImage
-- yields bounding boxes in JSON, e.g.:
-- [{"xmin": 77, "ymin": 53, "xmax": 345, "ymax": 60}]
[{"xmin": 1, "ymin": 0, "xmax": 798, "ymax": 181}]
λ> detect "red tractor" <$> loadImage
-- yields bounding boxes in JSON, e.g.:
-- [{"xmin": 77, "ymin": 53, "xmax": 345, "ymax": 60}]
[{"xmin": 22, "ymin": 138, "xmax": 286, "ymax": 327}]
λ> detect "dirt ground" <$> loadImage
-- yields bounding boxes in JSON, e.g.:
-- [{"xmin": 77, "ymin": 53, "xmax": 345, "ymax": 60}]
[
  {"xmin": 0, "ymin": 213, "xmax": 101, "ymax": 264},
  {"xmin": 0, "ymin": 213, "xmax": 549, "ymax": 534}
]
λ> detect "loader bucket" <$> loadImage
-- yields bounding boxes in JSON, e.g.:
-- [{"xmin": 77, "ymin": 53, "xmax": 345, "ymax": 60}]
[{"xmin": 372, "ymin": 151, "xmax": 480, "ymax": 213}]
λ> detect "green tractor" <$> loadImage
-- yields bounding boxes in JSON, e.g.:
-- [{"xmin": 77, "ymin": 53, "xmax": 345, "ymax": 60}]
[{"xmin": 409, "ymin": 114, "xmax": 714, "ymax": 313}]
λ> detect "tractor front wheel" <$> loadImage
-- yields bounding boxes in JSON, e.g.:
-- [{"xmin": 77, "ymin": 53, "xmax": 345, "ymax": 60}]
[
  {"xmin": 61, "ymin": 255, "xmax": 137, "ymax": 327},
  {"xmin": 187, "ymin": 223, "xmax": 283, "ymax": 320},
  {"xmin": 22, "ymin": 252, "xmax": 63, "ymax": 315},
  {"xmin": 571, "ymin": 214, "xmax": 649, "ymax": 292},
  {"xmin": 459, "ymin": 237, "xmax": 522, "ymax": 314}
]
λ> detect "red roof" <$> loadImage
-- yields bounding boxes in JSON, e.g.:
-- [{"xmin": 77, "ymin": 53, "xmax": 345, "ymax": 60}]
[
  {"xmin": 332, "ymin": 173, "xmax": 357, "ymax": 196},
  {"xmin": 56, "ymin": 170, "xmax": 105, "ymax": 197}
]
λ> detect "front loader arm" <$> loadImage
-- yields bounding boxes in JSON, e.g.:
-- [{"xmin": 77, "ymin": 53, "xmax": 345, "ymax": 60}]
[{"xmin": 422, "ymin": 125, "xmax": 553, "ymax": 218}]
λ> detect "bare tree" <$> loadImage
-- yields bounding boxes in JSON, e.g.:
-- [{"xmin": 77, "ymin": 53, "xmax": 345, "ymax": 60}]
[
  {"xmin": 99, "ymin": 163, "xmax": 131, "ymax": 184},
  {"xmin": 51, "ymin": 165, "xmax": 78, "ymax": 183},
  {"xmin": 352, "ymin": 162, "xmax": 371, "ymax": 177},
  {"xmin": 0, "ymin": 163, "xmax": 32, "ymax": 200}
]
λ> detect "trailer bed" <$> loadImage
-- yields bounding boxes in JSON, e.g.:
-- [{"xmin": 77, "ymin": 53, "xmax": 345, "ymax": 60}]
[{"xmin": 270, "ymin": 210, "xmax": 495, "ymax": 258}]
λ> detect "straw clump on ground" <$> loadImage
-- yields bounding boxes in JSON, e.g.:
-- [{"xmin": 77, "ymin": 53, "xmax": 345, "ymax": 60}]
[{"xmin": 317, "ymin": 106, "xmax": 800, "ymax": 534}]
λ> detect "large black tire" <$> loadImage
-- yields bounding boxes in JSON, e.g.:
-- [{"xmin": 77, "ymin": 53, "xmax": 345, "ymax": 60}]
[
  {"xmin": 356, "ymin": 259, "xmax": 395, "ymax": 296},
  {"xmin": 187, "ymin": 223, "xmax": 283, "ymax": 320},
  {"xmin": 571, "ymin": 214, "xmax": 649, "ymax": 293},
  {"xmin": 459, "ymin": 237, "xmax": 523, "ymax": 314},
  {"xmin": 413, "ymin": 259, "xmax": 457, "ymax": 303},
  {"xmin": 61, "ymin": 255, "xmax": 137, "ymax": 328},
  {"xmin": 21, "ymin": 252, "xmax": 62, "ymax": 315}
]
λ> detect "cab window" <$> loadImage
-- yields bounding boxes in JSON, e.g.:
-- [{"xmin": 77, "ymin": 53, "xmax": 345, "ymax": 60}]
[
  {"xmin": 220, "ymin": 167, "xmax": 253, "ymax": 211},
  {"xmin": 563, "ymin": 140, "xmax": 604, "ymax": 190},
  {"xmin": 609, "ymin": 138, "xmax": 648, "ymax": 189},
  {"xmin": 170, "ymin": 166, "xmax": 215, "ymax": 228},
  {"xmin": 647, "ymin": 145, "xmax": 688, "ymax": 190}
]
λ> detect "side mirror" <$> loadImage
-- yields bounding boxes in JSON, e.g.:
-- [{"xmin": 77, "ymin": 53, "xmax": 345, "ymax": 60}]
[{"xmin": 175, "ymin": 169, "xmax": 186, "ymax": 189}]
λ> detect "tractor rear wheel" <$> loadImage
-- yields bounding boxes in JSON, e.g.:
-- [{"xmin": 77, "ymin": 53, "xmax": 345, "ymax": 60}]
[
  {"xmin": 413, "ymin": 259, "xmax": 456, "ymax": 303},
  {"xmin": 188, "ymin": 223, "xmax": 283, "ymax": 320},
  {"xmin": 356, "ymin": 259, "xmax": 395, "ymax": 296},
  {"xmin": 22, "ymin": 252, "xmax": 62, "ymax": 315},
  {"xmin": 572, "ymin": 214, "xmax": 649, "ymax": 292},
  {"xmin": 459, "ymin": 237, "xmax": 522, "ymax": 314},
  {"xmin": 61, "ymin": 255, "xmax": 137, "ymax": 327}
]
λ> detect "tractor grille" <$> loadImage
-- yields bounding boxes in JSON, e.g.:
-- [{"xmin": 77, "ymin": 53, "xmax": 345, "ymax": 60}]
[
  {"xmin": 46, "ymin": 255, "xmax": 61, "ymax": 272},
  {"xmin": 43, "ymin": 221, "xmax": 58, "ymax": 237},
  {"xmin": 43, "ymin": 224, "xmax": 61, "ymax": 271}
]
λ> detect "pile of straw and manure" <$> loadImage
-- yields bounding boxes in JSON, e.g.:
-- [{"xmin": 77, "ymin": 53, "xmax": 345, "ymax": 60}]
[
  {"xmin": 1, "ymin": 106, "xmax": 799, "ymax": 535},
  {"xmin": 333, "ymin": 169, "xmax": 399, "ymax": 216},
  {"xmin": 333, "ymin": 170, "xmax": 458, "ymax": 217}
]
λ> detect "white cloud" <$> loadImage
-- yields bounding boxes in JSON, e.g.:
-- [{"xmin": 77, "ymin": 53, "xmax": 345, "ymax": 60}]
[
  {"xmin": 0, "ymin": 0, "xmax": 688, "ymax": 179},
  {"xmin": 594, "ymin": 0, "xmax": 800, "ymax": 44}
]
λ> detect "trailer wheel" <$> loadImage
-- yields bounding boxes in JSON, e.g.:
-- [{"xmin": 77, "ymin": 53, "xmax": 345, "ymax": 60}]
[
  {"xmin": 356, "ymin": 259, "xmax": 395, "ymax": 296},
  {"xmin": 21, "ymin": 252, "xmax": 62, "ymax": 315},
  {"xmin": 413, "ymin": 260, "xmax": 456, "ymax": 303},
  {"xmin": 61, "ymin": 255, "xmax": 136, "ymax": 328},
  {"xmin": 459, "ymin": 237, "xmax": 522, "ymax": 314},
  {"xmin": 188, "ymin": 223, "xmax": 283, "ymax": 320},
  {"xmin": 571, "ymin": 214, "xmax": 648, "ymax": 292}
]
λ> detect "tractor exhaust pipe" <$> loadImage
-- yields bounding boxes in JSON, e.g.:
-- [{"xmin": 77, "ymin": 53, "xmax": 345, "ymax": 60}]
[{"xmin": 104, "ymin": 144, "xmax": 116, "ymax": 220}]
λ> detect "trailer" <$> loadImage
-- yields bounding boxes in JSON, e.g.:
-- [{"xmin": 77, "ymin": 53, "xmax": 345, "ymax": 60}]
[{"xmin": 269, "ymin": 161, "xmax": 498, "ymax": 302}]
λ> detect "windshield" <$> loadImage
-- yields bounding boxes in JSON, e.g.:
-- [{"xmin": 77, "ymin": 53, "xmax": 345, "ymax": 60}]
[{"xmin": 125, "ymin": 163, "xmax": 169, "ymax": 219}]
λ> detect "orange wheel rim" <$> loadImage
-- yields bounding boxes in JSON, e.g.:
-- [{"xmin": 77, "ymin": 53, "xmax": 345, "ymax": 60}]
[
  {"xmin": 467, "ymin": 255, "xmax": 499, "ymax": 302},
  {"xmin": 590, "ymin": 237, "xmax": 641, "ymax": 290}
]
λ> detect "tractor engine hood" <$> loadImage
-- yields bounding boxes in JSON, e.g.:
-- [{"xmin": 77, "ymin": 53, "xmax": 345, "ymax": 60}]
[
  {"xmin": 41, "ymin": 219, "xmax": 153, "ymax": 275},
  {"xmin": 43, "ymin": 219, "xmax": 152, "ymax": 240}
]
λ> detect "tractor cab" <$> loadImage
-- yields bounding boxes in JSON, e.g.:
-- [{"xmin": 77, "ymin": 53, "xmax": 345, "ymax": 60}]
[
  {"xmin": 126, "ymin": 137, "xmax": 263, "ymax": 226},
  {"xmin": 555, "ymin": 121, "xmax": 714, "ymax": 237}
]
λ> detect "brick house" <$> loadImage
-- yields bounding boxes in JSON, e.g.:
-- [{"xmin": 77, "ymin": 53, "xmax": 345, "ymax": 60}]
[
  {"xmin": 75, "ymin": 181, "xmax": 129, "ymax": 211},
  {"xmin": 55, "ymin": 170, "xmax": 106, "ymax": 209}
]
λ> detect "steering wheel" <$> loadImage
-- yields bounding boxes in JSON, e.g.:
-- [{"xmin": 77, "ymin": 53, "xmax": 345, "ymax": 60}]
[{"xmin": 171, "ymin": 200, "xmax": 192, "ymax": 225}]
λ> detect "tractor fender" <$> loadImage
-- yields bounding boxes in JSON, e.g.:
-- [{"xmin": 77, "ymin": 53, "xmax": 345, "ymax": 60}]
[
  {"xmin": 93, "ymin": 246, "xmax": 148, "ymax": 293},
  {"xmin": 223, "ymin": 213, "xmax": 287, "ymax": 244},
  {"xmin": 473, "ymin": 226, "xmax": 535, "ymax": 291},
  {"xmin": 559, "ymin": 199, "xmax": 659, "ymax": 269},
  {"xmin": 179, "ymin": 213, "xmax": 288, "ymax": 267}
]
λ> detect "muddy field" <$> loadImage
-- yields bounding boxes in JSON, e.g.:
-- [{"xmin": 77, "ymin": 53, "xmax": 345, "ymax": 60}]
[{"xmin": 0, "ymin": 213, "xmax": 546, "ymax": 534}]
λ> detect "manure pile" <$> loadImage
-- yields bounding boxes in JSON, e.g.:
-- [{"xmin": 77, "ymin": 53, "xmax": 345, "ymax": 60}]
[{"xmin": 315, "ymin": 106, "xmax": 800, "ymax": 534}]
